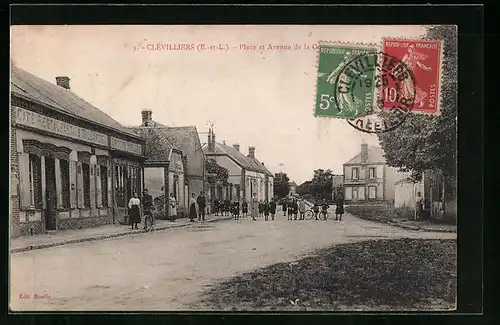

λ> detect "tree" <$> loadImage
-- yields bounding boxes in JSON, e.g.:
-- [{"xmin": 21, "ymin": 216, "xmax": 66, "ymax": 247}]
[
  {"xmin": 377, "ymin": 25, "xmax": 457, "ymax": 181},
  {"xmin": 296, "ymin": 180, "xmax": 312, "ymax": 197},
  {"xmin": 205, "ymin": 158, "xmax": 229, "ymax": 186},
  {"xmin": 273, "ymin": 172, "xmax": 290, "ymax": 199},
  {"xmin": 310, "ymin": 169, "xmax": 333, "ymax": 201}
]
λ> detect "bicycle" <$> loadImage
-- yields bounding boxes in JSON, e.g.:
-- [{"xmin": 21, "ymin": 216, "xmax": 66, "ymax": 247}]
[
  {"xmin": 143, "ymin": 209, "xmax": 156, "ymax": 232},
  {"xmin": 304, "ymin": 209, "xmax": 328, "ymax": 220}
]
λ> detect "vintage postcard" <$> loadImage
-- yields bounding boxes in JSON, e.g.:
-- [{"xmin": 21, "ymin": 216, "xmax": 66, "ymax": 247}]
[{"xmin": 9, "ymin": 24, "xmax": 457, "ymax": 312}]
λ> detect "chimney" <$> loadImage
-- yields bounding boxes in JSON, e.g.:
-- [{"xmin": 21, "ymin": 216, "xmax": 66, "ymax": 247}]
[
  {"xmin": 248, "ymin": 146, "xmax": 255, "ymax": 158},
  {"xmin": 233, "ymin": 144, "xmax": 240, "ymax": 152},
  {"xmin": 55, "ymin": 76, "xmax": 70, "ymax": 90},
  {"xmin": 261, "ymin": 162, "xmax": 265, "ymax": 166},
  {"xmin": 207, "ymin": 129, "xmax": 212, "ymax": 151},
  {"xmin": 141, "ymin": 109, "xmax": 152, "ymax": 126},
  {"xmin": 208, "ymin": 128, "xmax": 215, "ymax": 151},
  {"xmin": 361, "ymin": 143, "xmax": 368, "ymax": 163}
]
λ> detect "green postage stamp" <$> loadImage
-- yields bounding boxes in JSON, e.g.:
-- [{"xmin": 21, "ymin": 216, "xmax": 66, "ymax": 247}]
[{"xmin": 314, "ymin": 43, "xmax": 378, "ymax": 118}]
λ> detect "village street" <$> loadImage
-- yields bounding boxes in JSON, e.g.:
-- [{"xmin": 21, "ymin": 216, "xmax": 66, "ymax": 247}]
[{"xmin": 10, "ymin": 209, "xmax": 455, "ymax": 312}]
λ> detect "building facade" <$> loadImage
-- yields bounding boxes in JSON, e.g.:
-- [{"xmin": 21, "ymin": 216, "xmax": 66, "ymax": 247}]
[
  {"xmin": 343, "ymin": 144, "xmax": 405, "ymax": 204},
  {"xmin": 395, "ymin": 170, "xmax": 456, "ymax": 222},
  {"xmin": 10, "ymin": 66, "xmax": 145, "ymax": 238},
  {"xmin": 203, "ymin": 128, "xmax": 273, "ymax": 210},
  {"xmin": 128, "ymin": 110, "xmax": 204, "ymax": 219}
]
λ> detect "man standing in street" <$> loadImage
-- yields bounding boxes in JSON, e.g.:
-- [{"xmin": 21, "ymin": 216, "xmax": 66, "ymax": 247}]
[
  {"xmin": 142, "ymin": 189, "xmax": 154, "ymax": 230},
  {"xmin": 269, "ymin": 197, "xmax": 277, "ymax": 220},
  {"xmin": 197, "ymin": 191, "xmax": 206, "ymax": 221}
]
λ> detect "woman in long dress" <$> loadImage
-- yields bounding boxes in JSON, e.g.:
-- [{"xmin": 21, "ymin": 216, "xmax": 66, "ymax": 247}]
[
  {"xmin": 399, "ymin": 44, "xmax": 432, "ymax": 108},
  {"xmin": 128, "ymin": 192, "xmax": 141, "ymax": 230},
  {"xmin": 250, "ymin": 193, "xmax": 259, "ymax": 221},
  {"xmin": 189, "ymin": 193, "xmax": 197, "ymax": 222},
  {"xmin": 169, "ymin": 193, "xmax": 177, "ymax": 222}
]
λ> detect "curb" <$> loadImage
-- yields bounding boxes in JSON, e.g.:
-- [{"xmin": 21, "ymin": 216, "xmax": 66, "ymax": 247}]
[
  {"xmin": 11, "ymin": 216, "xmax": 233, "ymax": 254},
  {"xmin": 350, "ymin": 215, "xmax": 456, "ymax": 233}
]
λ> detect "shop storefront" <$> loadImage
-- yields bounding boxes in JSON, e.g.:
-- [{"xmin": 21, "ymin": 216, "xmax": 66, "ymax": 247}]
[{"xmin": 10, "ymin": 66, "xmax": 145, "ymax": 237}]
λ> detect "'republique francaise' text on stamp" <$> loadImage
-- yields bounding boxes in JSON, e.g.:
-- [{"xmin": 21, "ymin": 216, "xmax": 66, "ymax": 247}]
[
  {"xmin": 382, "ymin": 39, "xmax": 443, "ymax": 115},
  {"xmin": 315, "ymin": 43, "xmax": 378, "ymax": 119}
]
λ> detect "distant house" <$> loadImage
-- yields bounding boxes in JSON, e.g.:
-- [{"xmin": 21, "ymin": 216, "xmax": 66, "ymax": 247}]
[
  {"xmin": 128, "ymin": 110, "xmax": 204, "ymax": 219},
  {"xmin": 203, "ymin": 128, "xmax": 273, "ymax": 209},
  {"xmin": 343, "ymin": 143, "xmax": 406, "ymax": 204}
]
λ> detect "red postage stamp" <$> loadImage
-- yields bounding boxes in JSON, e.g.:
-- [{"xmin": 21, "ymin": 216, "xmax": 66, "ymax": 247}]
[{"xmin": 382, "ymin": 39, "xmax": 443, "ymax": 115}]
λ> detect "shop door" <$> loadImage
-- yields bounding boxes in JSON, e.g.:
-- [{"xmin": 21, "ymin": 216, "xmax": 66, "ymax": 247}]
[{"xmin": 45, "ymin": 157, "xmax": 57, "ymax": 230}]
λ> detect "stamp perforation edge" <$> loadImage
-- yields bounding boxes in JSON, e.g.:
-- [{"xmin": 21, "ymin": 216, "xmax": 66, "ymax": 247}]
[
  {"xmin": 381, "ymin": 36, "xmax": 445, "ymax": 117},
  {"xmin": 313, "ymin": 40, "xmax": 381, "ymax": 120}
]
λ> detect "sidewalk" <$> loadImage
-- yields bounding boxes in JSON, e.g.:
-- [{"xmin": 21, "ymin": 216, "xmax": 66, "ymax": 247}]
[
  {"xmin": 11, "ymin": 214, "xmax": 233, "ymax": 254},
  {"xmin": 392, "ymin": 220, "xmax": 456, "ymax": 233}
]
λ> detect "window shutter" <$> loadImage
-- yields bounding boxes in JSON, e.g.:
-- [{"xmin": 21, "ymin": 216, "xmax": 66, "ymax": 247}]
[
  {"xmin": 76, "ymin": 162, "xmax": 84, "ymax": 208},
  {"xmin": 69, "ymin": 160, "xmax": 77, "ymax": 209},
  {"xmin": 107, "ymin": 166, "xmax": 112, "ymax": 208},
  {"xmin": 359, "ymin": 167, "xmax": 365, "ymax": 180},
  {"xmin": 90, "ymin": 164, "xmax": 96, "ymax": 209},
  {"xmin": 55, "ymin": 158, "xmax": 63, "ymax": 208},
  {"xmin": 41, "ymin": 156, "xmax": 46, "ymax": 209},
  {"xmin": 18, "ymin": 153, "xmax": 32, "ymax": 209},
  {"xmin": 96, "ymin": 166, "xmax": 102, "ymax": 208}
]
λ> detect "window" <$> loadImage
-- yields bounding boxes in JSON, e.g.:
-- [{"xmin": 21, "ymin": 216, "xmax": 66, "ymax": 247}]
[
  {"xmin": 352, "ymin": 167, "xmax": 359, "ymax": 180},
  {"xmin": 100, "ymin": 165, "xmax": 108, "ymax": 207},
  {"xmin": 82, "ymin": 163, "xmax": 90, "ymax": 208},
  {"xmin": 369, "ymin": 167, "xmax": 376, "ymax": 179},
  {"xmin": 368, "ymin": 186, "xmax": 377, "ymax": 199},
  {"xmin": 60, "ymin": 159, "xmax": 70, "ymax": 208}
]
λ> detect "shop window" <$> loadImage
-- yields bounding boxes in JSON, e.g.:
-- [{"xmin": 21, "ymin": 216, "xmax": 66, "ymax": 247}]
[
  {"xmin": 100, "ymin": 165, "xmax": 108, "ymax": 207},
  {"xmin": 60, "ymin": 159, "xmax": 70, "ymax": 208},
  {"xmin": 115, "ymin": 165, "xmax": 126, "ymax": 207},
  {"xmin": 82, "ymin": 163, "xmax": 90, "ymax": 208}
]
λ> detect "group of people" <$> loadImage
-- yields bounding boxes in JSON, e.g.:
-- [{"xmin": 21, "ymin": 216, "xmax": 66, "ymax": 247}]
[
  {"xmin": 127, "ymin": 189, "xmax": 346, "ymax": 229},
  {"xmin": 280, "ymin": 196, "xmax": 345, "ymax": 221},
  {"xmin": 212, "ymin": 197, "xmax": 278, "ymax": 221}
]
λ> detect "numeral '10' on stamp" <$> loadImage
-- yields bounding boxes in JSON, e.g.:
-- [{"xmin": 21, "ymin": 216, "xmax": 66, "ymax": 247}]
[{"xmin": 382, "ymin": 39, "xmax": 443, "ymax": 115}]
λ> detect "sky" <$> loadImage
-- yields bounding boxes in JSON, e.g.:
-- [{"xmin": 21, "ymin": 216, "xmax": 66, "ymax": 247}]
[{"xmin": 11, "ymin": 25, "xmax": 425, "ymax": 184}]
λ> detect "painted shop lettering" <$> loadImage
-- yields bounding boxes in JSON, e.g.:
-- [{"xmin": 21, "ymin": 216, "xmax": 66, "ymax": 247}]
[
  {"xmin": 15, "ymin": 107, "xmax": 108, "ymax": 146},
  {"xmin": 110, "ymin": 137, "xmax": 142, "ymax": 156}
]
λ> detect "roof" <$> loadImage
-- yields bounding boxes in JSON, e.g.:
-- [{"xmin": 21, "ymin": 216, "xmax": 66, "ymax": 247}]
[
  {"xmin": 11, "ymin": 65, "xmax": 140, "ymax": 139},
  {"xmin": 204, "ymin": 142, "xmax": 273, "ymax": 176},
  {"xmin": 128, "ymin": 126, "xmax": 179, "ymax": 162},
  {"xmin": 344, "ymin": 146, "xmax": 386, "ymax": 165},
  {"xmin": 159, "ymin": 126, "xmax": 205, "ymax": 177}
]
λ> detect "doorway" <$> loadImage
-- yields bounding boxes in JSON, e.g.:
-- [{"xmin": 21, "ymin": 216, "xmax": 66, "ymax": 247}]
[{"xmin": 44, "ymin": 156, "xmax": 57, "ymax": 230}]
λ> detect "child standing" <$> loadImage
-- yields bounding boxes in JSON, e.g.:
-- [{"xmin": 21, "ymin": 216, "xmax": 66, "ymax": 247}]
[
  {"xmin": 298, "ymin": 199, "xmax": 306, "ymax": 220},
  {"xmin": 241, "ymin": 199, "xmax": 248, "ymax": 218},
  {"xmin": 233, "ymin": 201, "xmax": 240, "ymax": 220},
  {"xmin": 321, "ymin": 200, "xmax": 329, "ymax": 220},
  {"xmin": 269, "ymin": 198, "xmax": 277, "ymax": 220},
  {"xmin": 313, "ymin": 202, "xmax": 320, "ymax": 220},
  {"xmin": 335, "ymin": 196, "xmax": 344, "ymax": 221},
  {"xmin": 264, "ymin": 200, "xmax": 270, "ymax": 221},
  {"xmin": 258, "ymin": 201, "xmax": 264, "ymax": 218}
]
